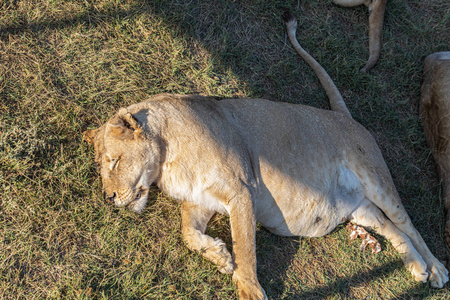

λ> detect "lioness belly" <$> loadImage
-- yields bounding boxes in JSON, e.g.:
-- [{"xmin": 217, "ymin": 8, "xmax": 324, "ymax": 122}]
[{"xmin": 255, "ymin": 163, "xmax": 365, "ymax": 238}]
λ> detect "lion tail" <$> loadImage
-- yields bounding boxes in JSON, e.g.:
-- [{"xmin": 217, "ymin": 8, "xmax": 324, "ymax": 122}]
[{"xmin": 282, "ymin": 10, "xmax": 351, "ymax": 118}]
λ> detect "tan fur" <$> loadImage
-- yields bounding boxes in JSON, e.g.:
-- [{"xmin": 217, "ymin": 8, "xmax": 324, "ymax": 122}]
[
  {"xmin": 332, "ymin": 0, "xmax": 387, "ymax": 72},
  {"xmin": 84, "ymin": 13, "xmax": 447, "ymax": 299},
  {"xmin": 420, "ymin": 52, "xmax": 450, "ymax": 266}
]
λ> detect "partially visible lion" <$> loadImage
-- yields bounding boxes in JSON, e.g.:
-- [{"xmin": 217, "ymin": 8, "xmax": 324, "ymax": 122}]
[
  {"xmin": 83, "ymin": 11, "xmax": 448, "ymax": 300},
  {"xmin": 332, "ymin": 0, "xmax": 387, "ymax": 72},
  {"xmin": 420, "ymin": 52, "xmax": 450, "ymax": 267}
]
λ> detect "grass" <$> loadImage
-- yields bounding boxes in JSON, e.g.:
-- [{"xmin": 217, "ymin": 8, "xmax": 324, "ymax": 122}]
[{"xmin": 1, "ymin": 0, "xmax": 450, "ymax": 298}]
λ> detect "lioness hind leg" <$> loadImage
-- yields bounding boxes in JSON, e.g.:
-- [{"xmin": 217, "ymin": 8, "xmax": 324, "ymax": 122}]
[
  {"xmin": 382, "ymin": 203, "xmax": 449, "ymax": 288},
  {"xmin": 180, "ymin": 201, "xmax": 234, "ymax": 274},
  {"xmin": 355, "ymin": 162, "xmax": 449, "ymax": 287},
  {"xmin": 351, "ymin": 199, "xmax": 430, "ymax": 283}
]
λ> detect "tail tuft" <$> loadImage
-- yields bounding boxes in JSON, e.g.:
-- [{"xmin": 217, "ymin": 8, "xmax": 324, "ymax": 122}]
[{"xmin": 282, "ymin": 9, "xmax": 296, "ymax": 25}]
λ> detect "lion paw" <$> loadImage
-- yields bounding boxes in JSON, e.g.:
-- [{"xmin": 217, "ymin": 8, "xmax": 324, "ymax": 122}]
[
  {"xmin": 210, "ymin": 237, "xmax": 234, "ymax": 274},
  {"xmin": 429, "ymin": 262, "xmax": 449, "ymax": 288},
  {"xmin": 233, "ymin": 273, "xmax": 268, "ymax": 300},
  {"xmin": 413, "ymin": 270, "xmax": 430, "ymax": 284},
  {"xmin": 217, "ymin": 254, "xmax": 234, "ymax": 274},
  {"xmin": 405, "ymin": 258, "xmax": 429, "ymax": 283},
  {"xmin": 238, "ymin": 288, "xmax": 267, "ymax": 300}
]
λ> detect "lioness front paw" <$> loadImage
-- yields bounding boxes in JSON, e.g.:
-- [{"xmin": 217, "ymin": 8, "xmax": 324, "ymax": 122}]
[
  {"xmin": 238, "ymin": 287, "xmax": 267, "ymax": 300},
  {"xmin": 217, "ymin": 254, "xmax": 234, "ymax": 274},
  {"xmin": 429, "ymin": 262, "xmax": 449, "ymax": 288},
  {"xmin": 210, "ymin": 237, "xmax": 234, "ymax": 274},
  {"xmin": 233, "ymin": 274, "xmax": 267, "ymax": 300}
]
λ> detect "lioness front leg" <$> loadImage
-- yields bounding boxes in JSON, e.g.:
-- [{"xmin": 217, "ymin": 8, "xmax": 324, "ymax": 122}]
[
  {"xmin": 229, "ymin": 195, "xmax": 267, "ymax": 300},
  {"xmin": 180, "ymin": 201, "xmax": 234, "ymax": 274}
]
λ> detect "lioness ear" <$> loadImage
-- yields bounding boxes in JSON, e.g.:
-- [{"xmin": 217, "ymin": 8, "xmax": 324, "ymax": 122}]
[
  {"xmin": 83, "ymin": 129, "xmax": 99, "ymax": 145},
  {"xmin": 107, "ymin": 108, "xmax": 142, "ymax": 140}
]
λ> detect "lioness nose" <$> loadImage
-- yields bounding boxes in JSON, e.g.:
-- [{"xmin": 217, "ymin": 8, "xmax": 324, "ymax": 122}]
[{"xmin": 105, "ymin": 192, "xmax": 116, "ymax": 203}]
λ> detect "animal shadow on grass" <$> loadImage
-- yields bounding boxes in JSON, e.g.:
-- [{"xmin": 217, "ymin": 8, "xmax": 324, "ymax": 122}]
[
  {"xmin": 254, "ymin": 228, "xmax": 445, "ymax": 299},
  {"xmin": 0, "ymin": 1, "xmax": 311, "ymax": 102}
]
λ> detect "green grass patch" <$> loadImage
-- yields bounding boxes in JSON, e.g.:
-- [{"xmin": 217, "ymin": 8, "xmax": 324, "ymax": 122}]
[{"xmin": 1, "ymin": 0, "xmax": 449, "ymax": 298}]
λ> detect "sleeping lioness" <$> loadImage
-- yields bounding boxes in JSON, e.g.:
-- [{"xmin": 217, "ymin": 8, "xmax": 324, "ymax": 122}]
[{"xmin": 83, "ymin": 11, "xmax": 448, "ymax": 299}]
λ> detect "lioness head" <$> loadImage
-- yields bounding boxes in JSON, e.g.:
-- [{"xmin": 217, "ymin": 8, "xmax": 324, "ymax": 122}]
[{"xmin": 83, "ymin": 108, "xmax": 160, "ymax": 213}]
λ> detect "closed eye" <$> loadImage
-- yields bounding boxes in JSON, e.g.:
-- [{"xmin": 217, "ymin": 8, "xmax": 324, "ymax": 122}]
[
  {"xmin": 105, "ymin": 154, "xmax": 120, "ymax": 170},
  {"xmin": 110, "ymin": 157, "xmax": 120, "ymax": 170},
  {"xmin": 113, "ymin": 159, "xmax": 120, "ymax": 170}
]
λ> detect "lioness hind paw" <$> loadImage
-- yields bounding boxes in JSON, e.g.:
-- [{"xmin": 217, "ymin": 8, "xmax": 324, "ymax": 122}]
[
  {"xmin": 407, "ymin": 261, "xmax": 429, "ymax": 283},
  {"xmin": 429, "ymin": 264, "xmax": 449, "ymax": 288},
  {"xmin": 413, "ymin": 271, "xmax": 430, "ymax": 284}
]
